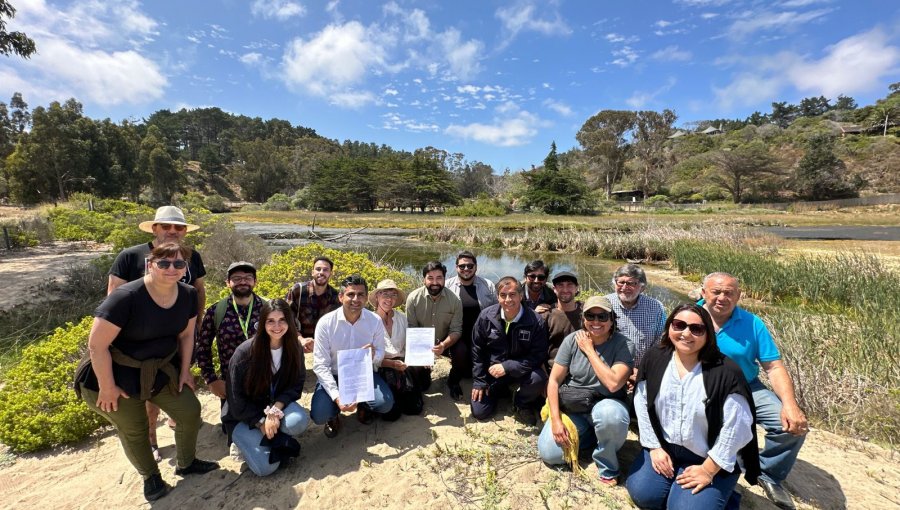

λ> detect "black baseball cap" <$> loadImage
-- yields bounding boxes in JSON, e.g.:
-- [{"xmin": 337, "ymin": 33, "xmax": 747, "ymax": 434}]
[
  {"xmin": 551, "ymin": 271, "xmax": 578, "ymax": 285},
  {"xmin": 227, "ymin": 261, "xmax": 257, "ymax": 277}
]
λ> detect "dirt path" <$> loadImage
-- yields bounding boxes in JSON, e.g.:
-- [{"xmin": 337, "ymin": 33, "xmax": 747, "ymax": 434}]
[{"xmin": 0, "ymin": 242, "xmax": 108, "ymax": 311}]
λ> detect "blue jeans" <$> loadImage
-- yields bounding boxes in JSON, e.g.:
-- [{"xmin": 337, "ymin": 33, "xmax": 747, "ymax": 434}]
[
  {"xmin": 626, "ymin": 446, "xmax": 741, "ymax": 510},
  {"xmin": 309, "ymin": 373, "xmax": 394, "ymax": 424},
  {"xmin": 537, "ymin": 398, "xmax": 630, "ymax": 479},
  {"xmin": 750, "ymin": 379, "xmax": 805, "ymax": 484},
  {"xmin": 231, "ymin": 401, "xmax": 310, "ymax": 477}
]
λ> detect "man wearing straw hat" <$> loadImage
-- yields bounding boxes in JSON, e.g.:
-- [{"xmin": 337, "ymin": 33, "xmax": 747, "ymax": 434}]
[{"xmin": 107, "ymin": 205, "xmax": 207, "ymax": 460}]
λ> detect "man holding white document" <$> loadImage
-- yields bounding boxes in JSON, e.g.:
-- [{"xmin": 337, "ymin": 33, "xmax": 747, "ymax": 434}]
[{"xmin": 311, "ymin": 275, "xmax": 395, "ymax": 438}]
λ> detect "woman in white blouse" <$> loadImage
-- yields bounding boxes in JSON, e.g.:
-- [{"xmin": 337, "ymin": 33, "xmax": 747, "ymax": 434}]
[
  {"xmin": 370, "ymin": 279, "xmax": 423, "ymax": 420},
  {"xmin": 625, "ymin": 303, "xmax": 760, "ymax": 510}
]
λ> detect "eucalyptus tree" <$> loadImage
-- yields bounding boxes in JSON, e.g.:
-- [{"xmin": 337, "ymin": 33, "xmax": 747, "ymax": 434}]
[{"xmin": 576, "ymin": 109, "xmax": 636, "ymax": 198}]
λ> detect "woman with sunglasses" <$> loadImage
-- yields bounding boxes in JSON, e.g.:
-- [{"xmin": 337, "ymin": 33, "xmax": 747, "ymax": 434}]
[
  {"xmin": 223, "ymin": 299, "xmax": 309, "ymax": 476},
  {"xmin": 537, "ymin": 295, "xmax": 633, "ymax": 485},
  {"xmin": 76, "ymin": 242, "xmax": 218, "ymax": 502},
  {"xmin": 626, "ymin": 303, "xmax": 760, "ymax": 509}
]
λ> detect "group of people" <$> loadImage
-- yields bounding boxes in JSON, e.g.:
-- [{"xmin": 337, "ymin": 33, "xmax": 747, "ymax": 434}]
[{"xmin": 75, "ymin": 206, "xmax": 808, "ymax": 509}]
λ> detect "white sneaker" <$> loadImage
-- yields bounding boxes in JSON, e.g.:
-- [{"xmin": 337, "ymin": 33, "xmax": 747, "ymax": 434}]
[{"xmin": 229, "ymin": 443, "xmax": 244, "ymax": 463}]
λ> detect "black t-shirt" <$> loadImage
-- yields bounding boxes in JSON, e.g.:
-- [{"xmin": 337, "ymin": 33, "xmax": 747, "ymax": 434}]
[
  {"xmin": 459, "ymin": 284, "xmax": 481, "ymax": 346},
  {"xmin": 109, "ymin": 242, "xmax": 206, "ymax": 285},
  {"xmin": 85, "ymin": 278, "xmax": 198, "ymax": 397}
]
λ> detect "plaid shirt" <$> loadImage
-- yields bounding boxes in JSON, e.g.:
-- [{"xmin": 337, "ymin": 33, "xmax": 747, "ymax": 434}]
[
  {"xmin": 286, "ymin": 281, "xmax": 341, "ymax": 338},
  {"xmin": 605, "ymin": 292, "xmax": 666, "ymax": 367},
  {"xmin": 195, "ymin": 293, "xmax": 263, "ymax": 384}
]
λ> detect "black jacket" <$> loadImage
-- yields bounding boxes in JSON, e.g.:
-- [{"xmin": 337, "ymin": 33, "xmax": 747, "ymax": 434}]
[
  {"xmin": 471, "ymin": 304, "xmax": 548, "ymax": 389},
  {"xmin": 639, "ymin": 345, "xmax": 761, "ymax": 485},
  {"xmin": 222, "ymin": 339, "xmax": 305, "ymax": 428}
]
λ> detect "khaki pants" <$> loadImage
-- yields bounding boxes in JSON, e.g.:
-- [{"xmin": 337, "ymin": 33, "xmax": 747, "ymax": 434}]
[{"xmin": 81, "ymin": 384, "xmax": 201, "ymax": 478}]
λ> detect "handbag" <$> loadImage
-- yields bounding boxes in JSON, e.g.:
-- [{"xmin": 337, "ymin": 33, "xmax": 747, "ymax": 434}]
[{"xmin": 557, "ymin": 383, "xmax": 602, "ymax": 414}]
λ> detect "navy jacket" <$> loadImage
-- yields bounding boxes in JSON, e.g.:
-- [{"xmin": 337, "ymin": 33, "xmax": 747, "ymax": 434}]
[{"xmin": 471, "ymin": 304, "xmax": 548, "ymax": 389}]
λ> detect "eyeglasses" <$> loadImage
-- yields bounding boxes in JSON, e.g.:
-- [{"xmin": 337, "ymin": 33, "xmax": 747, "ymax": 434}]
[
  {"xmin": 615, "ymin": 280, "xmax": 640, "ymax": 288},
  {"xmin": 671, "ymin": 319, "xmax": 707, "ymax": 336},
  {"xmin": 526, "ymin": 273, "xmax": 547, "ymax": 281},
  {"xmin": 229, "ymin": 275, "xmax": 254, "ymax": 283},
  {"xmin": 155, "ymin": 259, "xmax": 187, "ymax": 270},
  {"xmin": 583, "ymin": 311, "xmax": 611, "ymax": 322},
  {"xmin": 457, "ymin": 263, "xmax": 475, "ymax": 270},
  {"xmin": 157, "ymin": 223, "xmax": 187, "ymax": 232}
]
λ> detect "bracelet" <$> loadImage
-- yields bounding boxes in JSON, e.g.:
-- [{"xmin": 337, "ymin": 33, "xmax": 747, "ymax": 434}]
[
  {"xmin": 263, "ymin": 406, "xmax": 284, "ymax": 419},
  {"xmin": 700, "ymin": 465, "xmax": 715, "ymax": 483}
]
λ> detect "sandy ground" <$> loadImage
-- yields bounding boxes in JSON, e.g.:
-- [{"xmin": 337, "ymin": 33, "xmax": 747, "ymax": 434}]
[
  {"xmin": 0, "ymin": 241, "xmax": 107, "ymax": 311},
  {"xmin": 0, "ymin": 356, "xmax": 898, "ymax": 510}
]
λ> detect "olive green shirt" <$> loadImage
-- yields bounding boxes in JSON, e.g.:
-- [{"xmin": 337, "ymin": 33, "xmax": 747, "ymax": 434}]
[{"xmin": 405, "ymin": 286, "xmax": 463, "ymax": 343}]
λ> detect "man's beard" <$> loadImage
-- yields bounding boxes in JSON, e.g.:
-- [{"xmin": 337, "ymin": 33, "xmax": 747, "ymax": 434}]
[
  {"xmin": 232, "ymin": 286, "xmax": 253, "ymax": 298},
  {"xmin": 427, "ymin": 284, "xmax": 443, "ymax": 296},
  {"xmin": 458, "ymin": 272, "xmax": 475, "ymax": 283}
]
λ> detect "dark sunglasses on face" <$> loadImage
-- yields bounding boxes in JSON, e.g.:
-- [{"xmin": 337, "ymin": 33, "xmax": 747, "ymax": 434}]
[
  {"xmin": 583, "ymin": 311, "xmax": 611, "ymax": 322},
  {"xmin": 155, "ymin": 259, "xmax": 187, "ymax": 270},
  {"xmin": 157, "ymin": 223, "xmax": 187, "ymax": 231},
  {"xmin": 526, "ymin": 273, "xmax": 547, "ymax": 281},
  {"xmin": 671, "ymin": 319, "xmax": 707, "ymax": 336},
  {"xmin": 457, "ymin": 263, "xmax": 475, "ymax": 270}
]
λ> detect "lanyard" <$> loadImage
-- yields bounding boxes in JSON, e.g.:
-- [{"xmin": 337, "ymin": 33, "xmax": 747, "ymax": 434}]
[{"xmin": 231, "ymin": 295, "xmax": 254, "ymax": 340}]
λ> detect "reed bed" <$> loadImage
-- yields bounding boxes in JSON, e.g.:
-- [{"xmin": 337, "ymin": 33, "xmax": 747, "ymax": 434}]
[
  {"xmin": 672, "ymin": 241, "xmax": 900, "ymax": 445},
  {"xmin": 422, "ymin": 222, "xmax": 777, "ymax": 261}
]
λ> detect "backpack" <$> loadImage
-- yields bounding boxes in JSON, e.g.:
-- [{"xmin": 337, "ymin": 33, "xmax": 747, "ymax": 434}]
[{"xmin": 213, "ymin": 295, "xmax": 268, "ymax": 335}]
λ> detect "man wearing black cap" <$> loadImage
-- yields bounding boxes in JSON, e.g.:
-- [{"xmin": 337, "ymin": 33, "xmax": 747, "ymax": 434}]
[{"xmin": 538, "ymin": 271, "xmax": 584, "ymax": 363}]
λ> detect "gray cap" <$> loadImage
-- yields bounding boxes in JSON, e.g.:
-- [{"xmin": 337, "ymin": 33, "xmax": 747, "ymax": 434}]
[
  {"xmin": 552, "ymin": 271, "xmax": 578, "ymax": 285},
  {"xmin": 227, "ymin": 261, "xmax": 256, "ymax": 277}
]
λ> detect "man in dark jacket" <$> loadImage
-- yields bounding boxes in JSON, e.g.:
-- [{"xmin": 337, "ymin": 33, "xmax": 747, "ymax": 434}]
[{"xmin": 470, "ymin": 276, "xmax": 549, "ymax": 425}]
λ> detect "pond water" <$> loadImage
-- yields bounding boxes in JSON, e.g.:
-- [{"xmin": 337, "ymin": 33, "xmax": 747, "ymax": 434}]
[{"xmin": 234, "ymin": 222, "xmax": 689, "ymax": 304}]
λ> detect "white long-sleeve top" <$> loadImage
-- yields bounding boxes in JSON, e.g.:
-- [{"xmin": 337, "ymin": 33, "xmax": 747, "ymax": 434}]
[
  {"xmin": 313, "ymin": 307, "xmax": 386, "ymax": 401},
  {"xmin": 381, "ymin": 310, "xmax": 408, "ymax": 359},
  {"xmin": 634, "ymin": 356, "xmax": 754, "ymax": 471}
]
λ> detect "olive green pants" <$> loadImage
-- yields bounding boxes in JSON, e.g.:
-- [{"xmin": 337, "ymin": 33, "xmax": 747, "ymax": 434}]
[{"xmin": 81, "ymin": 384, "xmax": 202, "ymax": 478}]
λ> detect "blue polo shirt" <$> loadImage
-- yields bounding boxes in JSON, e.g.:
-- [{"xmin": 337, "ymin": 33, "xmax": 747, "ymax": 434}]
[{"xmin": 713, "ymin": 305, "xmax": 781, "ymax": 382}]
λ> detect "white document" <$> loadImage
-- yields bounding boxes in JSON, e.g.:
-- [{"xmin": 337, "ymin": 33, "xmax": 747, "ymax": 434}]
[
  {"xmin": 337, "ymin": 348, "xmax": 374, "ymax": 404},
  {"xmin": 405, "ymin": 327, "xmax": 436, "ymax": 367}
]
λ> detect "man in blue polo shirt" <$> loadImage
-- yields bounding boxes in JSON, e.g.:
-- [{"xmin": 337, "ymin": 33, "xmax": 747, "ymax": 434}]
[{"xmin": 702, "ymin": 272, "xmax": 808, "ymax": 510}]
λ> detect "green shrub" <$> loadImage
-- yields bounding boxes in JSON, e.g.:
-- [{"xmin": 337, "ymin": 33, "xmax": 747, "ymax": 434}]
[
  {"xmin": 263, "ymin": 193, "xmax": 292, "ymax": 211},
  {"xmin": 644, "ymin": 195, "xmax": 671, "ymax": 206},
  {"xmin": 445, "ymin": 197, "xmax": 509, "ymax": 217},
  {"xmin": 255, "ymin": 243, "xmax": 414, "ymax": 300},
  {"xmin": 204, "ymin": 194, "xmax": 228, "ymax": 213},
  {"xmin": 0, "ymin": 317, "xmax": 105, "ymax": 453}
]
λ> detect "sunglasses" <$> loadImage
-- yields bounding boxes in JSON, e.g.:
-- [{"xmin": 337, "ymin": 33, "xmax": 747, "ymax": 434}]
[
  {"xmin": 671, "ymin": 319, "xmax": 707, "ymax": 336},
  {"xmin": 526, "ymin": 273, "xmax": 547, "ymax": 281},
  {"xmin": 583, "ymin": 311, "xmax": 611, "ymax": 322},
  {"xmin": 615, "ymin": 280, "xmax": 640, "ymax": 288},
  {"xmin": 457, "ymin": 263, "xmax": 475, "ymax": 270},
  {"xmin": 157, "ymin": 223, "xmax": 187, "ymax": 231},
  {"xmin": 155, "ymin": 259, "xmax": 187, "ymax": 270}
]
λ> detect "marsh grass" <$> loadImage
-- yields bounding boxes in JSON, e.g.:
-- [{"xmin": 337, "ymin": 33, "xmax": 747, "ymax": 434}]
[{"xmin": 672, "ymin": 241, "xmax": 900, "ymax": 444}]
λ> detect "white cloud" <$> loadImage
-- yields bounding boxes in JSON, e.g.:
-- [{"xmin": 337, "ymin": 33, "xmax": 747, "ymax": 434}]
[
  {"xmin": 384, "ymin": 88, "xmax": 399, "ymax": 96},
  {"xmin": 436, "ymin": 29, "xmax": 483, "ymax": 81},
  {"xmin": 330, "ymin": 90, "xmax": 375, "ymax": 108},
  {"xmin": 543, "ymin": 99, "xmax": 573, "ymax": 117},
  {"xmin": 611, "ymin": 46, "xmax": 639, "ymax": 67},
  {"xmin": 700, "ymin": 13, "xmax": 719, "ymax": 19},
  {"xmin": 251, "ymin": 0, "xmax": 306, "ymax": 21},
  {"xmin": 445, "ymin": 102, "xmax": 541, "ymax": 147},
  {"xmin": 655, "ymin": 20, "xmax": 673, "ymax": 28},
  {"xmin": 281, "ymin": 21, "xmax": 385, "ymax": 102},
  {"xmin": 625, "ymin": 78, "xmax": 677, "ymax": 109},
  {"xmin": 240, "ymin": 52, "xmax": 264, "ymax": 65},
  {"xmin": 651, "ymin": 45, "xmax": 692, "ymax": 61},
  {"xmin": 780, "ymin": 0, "xmax": 829, "ymax": 7},
  {"xmin": 383, "ymin": 2, "xmax": 430, "ymax": 41},
  {"xmin": 713, "ymin": 72, "xmax": 783, "ymax": 110},
  {"xmin": 458, "ymin": 85, "xmax": 481, "ymax": 94},
  {"xmin": 495, "ymin": 0, "xmax": 571, "ymax": 48},
  {"xmin": 381, "ymin": 112, "xmax": 439, "ymax": 132},
  {"xmin": 785, "ymin": 28, "xmax": 900, "ymax": 97},
  {"xmin": 727, "ymin": 9, "xmax": 832, "ymax": 39},
  {"xmin": 2, "ymin": 0, "xmax": 166, "ymax": 106},
  {"xmin": 675, "ymin": 0, "xmax": 730, "ymax": 6}
]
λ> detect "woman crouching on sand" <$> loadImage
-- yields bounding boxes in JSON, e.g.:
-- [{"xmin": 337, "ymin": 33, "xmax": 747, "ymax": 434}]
[
  {"xmin": 625, "ymin": 303, "xmax": 759, "ymax": 509},
  {"xmin": 76, "ymin": 242, "xmax": 218, "ymax": 502},
  {"xmin": 223, "ymin": 299, "xmax": 310, "ymax": 476}
]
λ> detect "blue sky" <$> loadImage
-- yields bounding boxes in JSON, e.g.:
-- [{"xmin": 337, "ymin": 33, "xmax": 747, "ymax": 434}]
[{"xmin": 2, "ymin": 0, "xmax": 899, "ymax": 172}]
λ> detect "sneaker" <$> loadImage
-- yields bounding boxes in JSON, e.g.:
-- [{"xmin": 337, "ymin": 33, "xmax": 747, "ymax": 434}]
[
  {"xmin": 759, "ymin": 479, "xmax": 796, "ymax": 509},
  {"xmin": 514, "ymin": 406, "xmax": 537, "ymax": 426},
  {"xmin": 175, "ymin": 458, "xmax": 220, "ymax": 476},
  {"xmin": 143, "ymin": 473, "xmax": 170, "ymax": 502},
  {"xmin": 229, "ymin": 443, "xmax": 244, "ymax": 463},
  {"xmin": 324, "ymin": 416, "xmax": 341, "ymax": 438},
  {"xmin": 448, "ymin": 382, "xmax": 464, "ymax": 401},
  {"xmin": 599, "ymin": 476, "xmax": 618, "ymax": 486}
]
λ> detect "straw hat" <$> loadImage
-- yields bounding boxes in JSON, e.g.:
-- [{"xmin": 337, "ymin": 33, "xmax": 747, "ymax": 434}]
[
  {"xmin": 368, "ymin": 279, "xmax": 406, "ymax": 307},
  {"xmin": 138, "ymin": 206, "xmax": 200, "ymax": 233}
]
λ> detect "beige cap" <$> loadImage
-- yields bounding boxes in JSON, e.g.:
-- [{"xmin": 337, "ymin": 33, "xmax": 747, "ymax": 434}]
[
  {"xmin": 583, "ymin": 295, "xmax": 613, "ymax": 313},
  {"xmin": 368, "ymin": 279, "xmax": 406, "ymax": 307}
]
